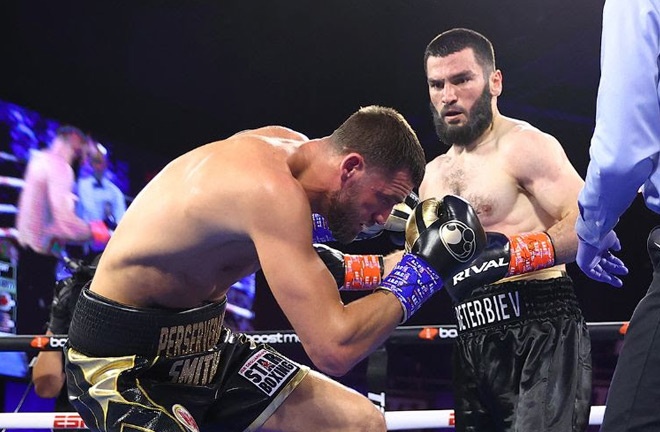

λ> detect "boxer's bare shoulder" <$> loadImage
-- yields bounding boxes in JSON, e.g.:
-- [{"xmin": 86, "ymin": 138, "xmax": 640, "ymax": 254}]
[{"xmin": 232, "ymin": 125, "xmax": 309, "ymax": 142}]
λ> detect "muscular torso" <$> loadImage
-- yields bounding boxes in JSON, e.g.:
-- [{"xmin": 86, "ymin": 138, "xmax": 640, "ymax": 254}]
[
  {"xmin": 90, "ymin": 127, "xmax": 307, "ymax": 309},
  {"xmin": 420, "ymin": 117, "xmax": 569, "ymax": 274},
  {"xmin": 421, "ymin": 146, "xmax": 554, "ymax": 234}
]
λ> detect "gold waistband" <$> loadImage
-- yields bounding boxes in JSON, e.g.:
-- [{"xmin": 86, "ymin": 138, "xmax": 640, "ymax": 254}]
[{"xmin": 493, "ymin": 268, "xmax": 567, "ymax": 285}]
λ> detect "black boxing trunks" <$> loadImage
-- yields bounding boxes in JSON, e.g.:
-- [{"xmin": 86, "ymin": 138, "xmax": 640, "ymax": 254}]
[
  {"xmin": 451, "ymin": 275, "xmax": 592, "ymax": 432},
  {"xmin": 65, "ymin": 288, "xmax": 309, "ymax": 432}
]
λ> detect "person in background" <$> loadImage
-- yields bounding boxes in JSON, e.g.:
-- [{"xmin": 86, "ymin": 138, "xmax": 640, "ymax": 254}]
[
  {"xmin": 15, "ymin": 125, "xmax": 110, "ymax": 335},
  {"xmin": 575, "ymin": 0, "xmax": 658, "ymax": 430},
  {"xmin": 75, "ymin": 141, "xmax": 126, "ymax": 260}
]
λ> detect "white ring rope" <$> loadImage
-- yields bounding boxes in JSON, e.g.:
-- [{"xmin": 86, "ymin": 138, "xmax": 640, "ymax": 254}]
[
  {"xmin": 226, "ymin": 302, "xmax": 255, "ymax": 319},
  {"xmin": 0, "ymin": 204, "xmax": 18, "ymax": 214},
  {"xmin": 0, "ymin": 175, "xmax": 24, "ymax": 188},
  {"xmin": 0, "ymin": 151, "xmax": 20, "ymax": 163},
  {"xmin": 0, "ymin": 226, "xmax": 18, "ymax": 238},
  {"xmin": 0, "ymin": 412, "xmax": 87, "ymax": 430},
  {"xmin": 0, "ymin": 406, "xmax": 607, "ymax": 429}
]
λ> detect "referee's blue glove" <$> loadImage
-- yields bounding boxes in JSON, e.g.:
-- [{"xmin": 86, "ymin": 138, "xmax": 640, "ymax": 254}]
[{"xmin": 576, "ymin": 230, "xmax": 628, "ymax": 287}]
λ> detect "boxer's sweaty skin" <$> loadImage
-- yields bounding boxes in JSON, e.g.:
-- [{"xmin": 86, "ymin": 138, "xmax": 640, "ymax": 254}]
[{"xmin": 87, "ymin": 122, "xmax": 414, "ymax": 376}]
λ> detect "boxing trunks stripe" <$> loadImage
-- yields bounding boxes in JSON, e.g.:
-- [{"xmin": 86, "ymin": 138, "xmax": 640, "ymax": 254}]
[
  {"xmin": 65, "ymin": 288, "xmax": 309, "ymax": 432},
  {"xmin": 454, "ymin": 272, "xmax": 582, "ymax": 333}
]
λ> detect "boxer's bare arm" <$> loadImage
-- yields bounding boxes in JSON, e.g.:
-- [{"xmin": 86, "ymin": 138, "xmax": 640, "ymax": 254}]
[
  {"xmin": 32, "ymin": 330, "xmax": 65, "ymax": 398},
  {"xmin": 249, "ymin": 176, "xmax": 402, "ymax": 377},
  {"xmin": 506, "ymin": 128, "xmax": 584, "ymax": 263},
  {"xmin": 383, "ymin": 250, "xmax": 405, "ymax": 276},
  {"xmin": 418, "ymin": 155, "xmax": 454, "ymax": 202}
]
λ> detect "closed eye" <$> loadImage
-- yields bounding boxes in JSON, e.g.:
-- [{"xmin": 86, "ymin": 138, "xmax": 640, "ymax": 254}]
[{"xmin": 375, "ymin": 192, "xmax": 398, "ymax": 208}]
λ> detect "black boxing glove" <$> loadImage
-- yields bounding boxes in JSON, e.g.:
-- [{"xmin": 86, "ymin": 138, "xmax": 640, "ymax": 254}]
[
  {"xmin": 47, "ymin": 256, "xmax": 99, "ymax": 334},
  {"xmin": 314, "ymin": 244, "xmax": 384, "ymax": 291},
  {"xmin": 406, "ymin": 195, "xmax": 486, "ymax": 277},
  {"xmin": 445, "ymin": 231, "xmax": 557, "ymax": 302},
  {"xmin": 379, "ymin": 195, "xmax": 486, "ymax": 322},
  {"xmin": 49, "ymin": 277, "xmax": 77, "ymax": 335},
  {"xmin": 649, "ymin": 227, "xmax": 660, "ymax": 269}
]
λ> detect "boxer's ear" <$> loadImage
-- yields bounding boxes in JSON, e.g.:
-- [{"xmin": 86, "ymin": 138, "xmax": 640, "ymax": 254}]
[
  {"xmin": 489, "ymin": 69, "xmax": 502, "ymax": 97},
  {"xmin": 340, "ymin": 154, "xmax": 365, "ymax": 183}
]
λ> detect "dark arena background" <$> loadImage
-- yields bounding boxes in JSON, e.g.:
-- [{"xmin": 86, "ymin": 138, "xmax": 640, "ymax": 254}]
[{"xmin": 0, "ymin": 1, "xmax": 652, "ymax": 431}]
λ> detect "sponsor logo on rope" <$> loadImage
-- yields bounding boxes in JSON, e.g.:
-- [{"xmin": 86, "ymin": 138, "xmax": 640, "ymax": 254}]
[
  {"xmin": 30, "ymin": 336, "xmax": 49, "ymax": 349},
  {"xmin": 417, "ymin": 327, "xmax": 458, "ymax": 340},
  {"xmin": 246, "ymin": 332, "xmax": 300, "ymax": 344},
  {"xmin": 53, "ymin": 414, "xmax": 86, "ymax": 429},
  {"xmin": 30, "ymin": 336, "xmax": 69, "ymax": 349},
  {"xmin": 49, "ymin": 336, "xmax": 68, "ymax": 348}
]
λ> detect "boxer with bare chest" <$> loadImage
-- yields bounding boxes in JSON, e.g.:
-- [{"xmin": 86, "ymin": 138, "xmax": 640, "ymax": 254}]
[
  {"xmin": 64, "ymin": 105, "xmax": 486, "ymax": 432},
  {"xmin": 420, "ymin": 28, "xmax": 592, "ymax": 432}
]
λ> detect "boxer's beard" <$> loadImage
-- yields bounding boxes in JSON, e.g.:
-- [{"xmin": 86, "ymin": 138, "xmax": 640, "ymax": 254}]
[
  {"xmin": 327, "ymin": 183, "xmax": 362, "ymax": 244},
  {"xmin": 431, "ymin": 83, "xmax": 493, "ymax": 147}
]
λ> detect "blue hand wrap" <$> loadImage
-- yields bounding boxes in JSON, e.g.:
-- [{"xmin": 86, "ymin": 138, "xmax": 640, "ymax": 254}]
[
  {"xmin": 312, "ymin": 213, "xmax": 335, "ymax": 243},
  {"xmin": 312, "ymin": 213, "xmax": 382, "ymax": 243},
  {"xmin": 379, "ymin": 253, "xmax": 443, "ymax": 323}
]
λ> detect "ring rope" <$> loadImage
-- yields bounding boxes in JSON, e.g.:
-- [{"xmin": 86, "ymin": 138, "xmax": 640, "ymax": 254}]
[
  {"xmin": 0, "ymin": 406, "xmax": 607, "ymax": 429},
  {"xmin": 0, "ymin": 204, "xmax": 18, "ymax": 214},
  {"xmin": 0, "ymin": 321, "xmax": 624, "ymax": 353},
  {"xmin": 0, "ymin": 175, "xmax": 24, "ymax": 188},
  {"xmin": 0, "ymin": 227, "xmax": 18, "ymax": 239}
]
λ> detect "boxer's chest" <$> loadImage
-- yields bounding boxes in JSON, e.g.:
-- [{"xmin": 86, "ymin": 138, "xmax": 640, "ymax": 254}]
[{"xmin": 423, "ymin": 155, "xmax": 519, "ymax": 229}]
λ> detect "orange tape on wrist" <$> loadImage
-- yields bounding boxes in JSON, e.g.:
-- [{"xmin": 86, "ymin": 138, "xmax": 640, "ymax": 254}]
[
  {"xmin": 343, "ymin": 254, "xmax": 383, "ymax": 291},
  {"xmin": 506, "ymin": 232, "xmax": 555, "ymax": 276}
]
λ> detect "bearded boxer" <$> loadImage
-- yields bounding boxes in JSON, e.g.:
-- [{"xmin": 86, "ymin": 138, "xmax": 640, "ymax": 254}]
[
  {"xmin": 417, "ymin": 29, "xmax": 601, "ymax": 432},
  {"xmin": 64, "ymin": 105, "xmax": 486, "ymax": 432}
]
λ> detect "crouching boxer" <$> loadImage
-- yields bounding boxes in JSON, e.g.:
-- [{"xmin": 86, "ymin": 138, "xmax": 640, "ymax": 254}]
[{"xmin": 64, "ymin": 106, "xmax": 485, "ymax": 432}]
